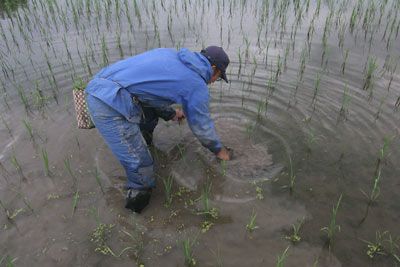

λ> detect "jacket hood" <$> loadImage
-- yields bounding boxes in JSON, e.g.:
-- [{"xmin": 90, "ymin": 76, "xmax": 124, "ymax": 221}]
[{"xmin": 178, "ymin": 48, "xmax": 211, "ymax": 83}]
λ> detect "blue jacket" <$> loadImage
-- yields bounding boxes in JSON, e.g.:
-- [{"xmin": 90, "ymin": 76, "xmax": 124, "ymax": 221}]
[{"xmin": 85, "ymin": 48, "xmax": 222, "ymax": 154}]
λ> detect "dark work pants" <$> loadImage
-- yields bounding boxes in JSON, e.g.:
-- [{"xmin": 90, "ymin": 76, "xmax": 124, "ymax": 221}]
[
  {"xmin": 87, "ymin": 94, "xmax": 175, "ymax": 190},
  {"xmin": 139, "ymin": 105, "xmax": 176, "ymax": 146}
]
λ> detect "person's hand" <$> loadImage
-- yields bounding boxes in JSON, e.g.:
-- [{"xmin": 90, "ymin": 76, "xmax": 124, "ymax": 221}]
[
  {"xmin": 172, "ymin": 109, "xmax": 185, "ymax": 122},
  {"xmin": 216, "ymin": 147, "xmax": 231, "ymax": 161}
]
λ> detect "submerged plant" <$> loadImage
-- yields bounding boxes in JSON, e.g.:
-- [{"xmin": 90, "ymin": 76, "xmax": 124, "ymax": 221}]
[{"xmin": 321, "ymin": 194, "xmax": 343, "ymax": 248}]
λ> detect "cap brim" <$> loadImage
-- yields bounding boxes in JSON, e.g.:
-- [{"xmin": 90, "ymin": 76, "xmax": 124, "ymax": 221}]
[{"xmin": 221, "ymin": 72, "xmax": 228, "ymax": 83}]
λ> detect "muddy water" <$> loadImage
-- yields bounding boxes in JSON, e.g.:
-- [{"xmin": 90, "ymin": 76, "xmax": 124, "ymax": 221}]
[{"xmin": 0, "ymin": 0, "xmax": 400, "ymax": 266}]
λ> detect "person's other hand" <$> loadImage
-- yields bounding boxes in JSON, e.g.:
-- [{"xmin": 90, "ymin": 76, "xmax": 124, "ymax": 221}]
[
  {"xmin": 172, "ymin": 109, "xmax": 185, "ymax": 122},
  {"xmin": 216, "ymin": 147, "xmax": 231, "ymax": 161}
]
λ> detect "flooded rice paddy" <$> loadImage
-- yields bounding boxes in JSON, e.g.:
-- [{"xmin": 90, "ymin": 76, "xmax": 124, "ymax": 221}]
[{"xmin": 0, "ymin": 0, "xmax": 400, "ymax": 266}]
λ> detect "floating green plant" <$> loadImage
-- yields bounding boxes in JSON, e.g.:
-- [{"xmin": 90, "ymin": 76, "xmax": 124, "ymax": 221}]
[
  {"xmin": 90, "ymin": 221, "xmax": 131, "ymax": 257},
  {"xmin": 361, "ymin": 231, "xmax": 387, "ymax": 259}
]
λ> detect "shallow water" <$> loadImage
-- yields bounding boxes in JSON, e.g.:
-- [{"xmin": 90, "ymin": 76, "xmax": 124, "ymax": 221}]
[{"xmin": 0, "ymin": 0, "xmax": 400, "ymax": 266}]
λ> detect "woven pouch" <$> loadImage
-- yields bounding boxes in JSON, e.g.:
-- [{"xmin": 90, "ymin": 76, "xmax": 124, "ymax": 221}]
[{"xmin": 72, "ymin": 89, "xmax": 95, "ymax": 129}]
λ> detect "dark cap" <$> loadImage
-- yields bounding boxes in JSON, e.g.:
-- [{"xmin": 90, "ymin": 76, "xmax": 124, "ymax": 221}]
[{"xmin": 200, "ymin": 46, "xmax": 230, "ymax": 83}]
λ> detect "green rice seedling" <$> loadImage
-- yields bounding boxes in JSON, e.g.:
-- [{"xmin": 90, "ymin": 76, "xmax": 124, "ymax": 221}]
[
  {"xmin": 0, "ymin": 255, "xmax": 17, "ymax": 266},
  {"xmin": 0, "ymin": 161, "xmax": 10, "ymax": 182},
  {"xmin": 11, "ymin": 189, "xmax": 34, "ymax": 214},
  {"xmin": 374, "ymin": 96, "xmax": 386, "ymax": 121},
  {"xmin": 121, "ymin": 228, "xmax": 145, "ymax": 265},
  {"xmin": 71, "ymin": 189, "xmax": 79, "ymax": 216},
  {"xmin": 361, "ymin": 163, "xmax": 382, "ymax": 205},
  {"xmin": 311, "ymin": 72, "xmax": 322, "ymax": 108},
  {"xmin": 176, "ymin": 144, "xmax": 187, "ymax": 166},
  {"xmin": 210, "ymin": 244, "xmax": 223, "ymax": 267},
  {"xmin": 162, "ymin": 175, "xmax": 174, "ymax": 207},
  {"xmin": 256, "ymin": 99, "xmax": 265, "ymax": 121},
  {"xmin": 33, "ymin": 81, "xmax": 49, "ymax": 112},
  {"xmin": 197, "ymin": 178, "xmax": 219, "ymax": 220},
  {"xmin": 379, "ymin": 136, "xmax": 393, "ymax": 161},
  {"xmin": 282, "ymin": 154, "xmax": 296, "ymax": 194},
  {"xmin": 116, "ymin": 32, "xmax": 124, "ymax": 59},
  {"xmin": 274, "ymin": 55, "xmax": 282, "ymax": 82},
  {"xmin": 341, "ymin": 49, "xmax": 349, "ymax": 75},
  {"xmin": 362, "ymin": 57, "xmax": 378, "ymax": 92},
  {"xmin": 246, "ymin": 209, "xmax": 258, "ymax": 233},
  {"xmin": 395, "ymin": 96, "xmax": 400, "ymax": 110},
  {"xmin": 64, "ymin": 157, "xmax": 76, "ymax": 184},
  {"xmin": 17, "ymin": 85, "xmax": 30, "ymax": 113},
  {"xmin": 285, "ymin": 217, "xmax": 305, "ymax": 244},
  {"xmin": 338, "ymin": 84, "xmax": 351, "ymax": 121},
  {"xmin": 276, "ymin": 246, "xmax": 290, "ymax": 267},
  {"xmin": 133, "ymin": 0, "xmax": 142, "ymax": 27},
  {"xmin": 321, "ymin": 194, "xmax": 343, "ymax": 248},
  {"xmin": 237, "ymin": 48, "xmax": 242, "ymax": 78},
  {"xmin": 94, "ymin": 167, "xmax": 105, "ymax": 194},
  {"xmin": 41, "ymin": 148, "xmax": 51, "ymax": 177},
  {"xmin": 11, "ymin": 153, "xmax": 25, "ymax": 182},
  {"xmin": 220, "ymin": 159, "xmax": 227, "ymax": 176},
  {"xmin": 22, "ymin": 119, "xmax": 34, "ymax": 140},
  {"xmin": 101, "ymin": 35, "xmax": 109, "ymax": 67},
  {"xmin": 182, "ymin": 236, "xmax": 197, "ymax": 267},
  {"xmin": 383, "ymin": 232, "xmax": 400, "ymax": 262},
  {"xmin": 298, "ymin": 47, "xmax": 307, "ymax": 82},
  {"xmin": 0, "ymin": 199, "xmax": 24, "ymax": 220},
  {"xmin": 305, "ymin": 128, "xmax": 319, "ymax": 155}
]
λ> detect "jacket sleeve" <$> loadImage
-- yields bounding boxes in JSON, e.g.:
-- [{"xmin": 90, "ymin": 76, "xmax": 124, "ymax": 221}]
[{"xmin": 182, "ymin": 85, "xmax": 223, "ymax": 154}]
